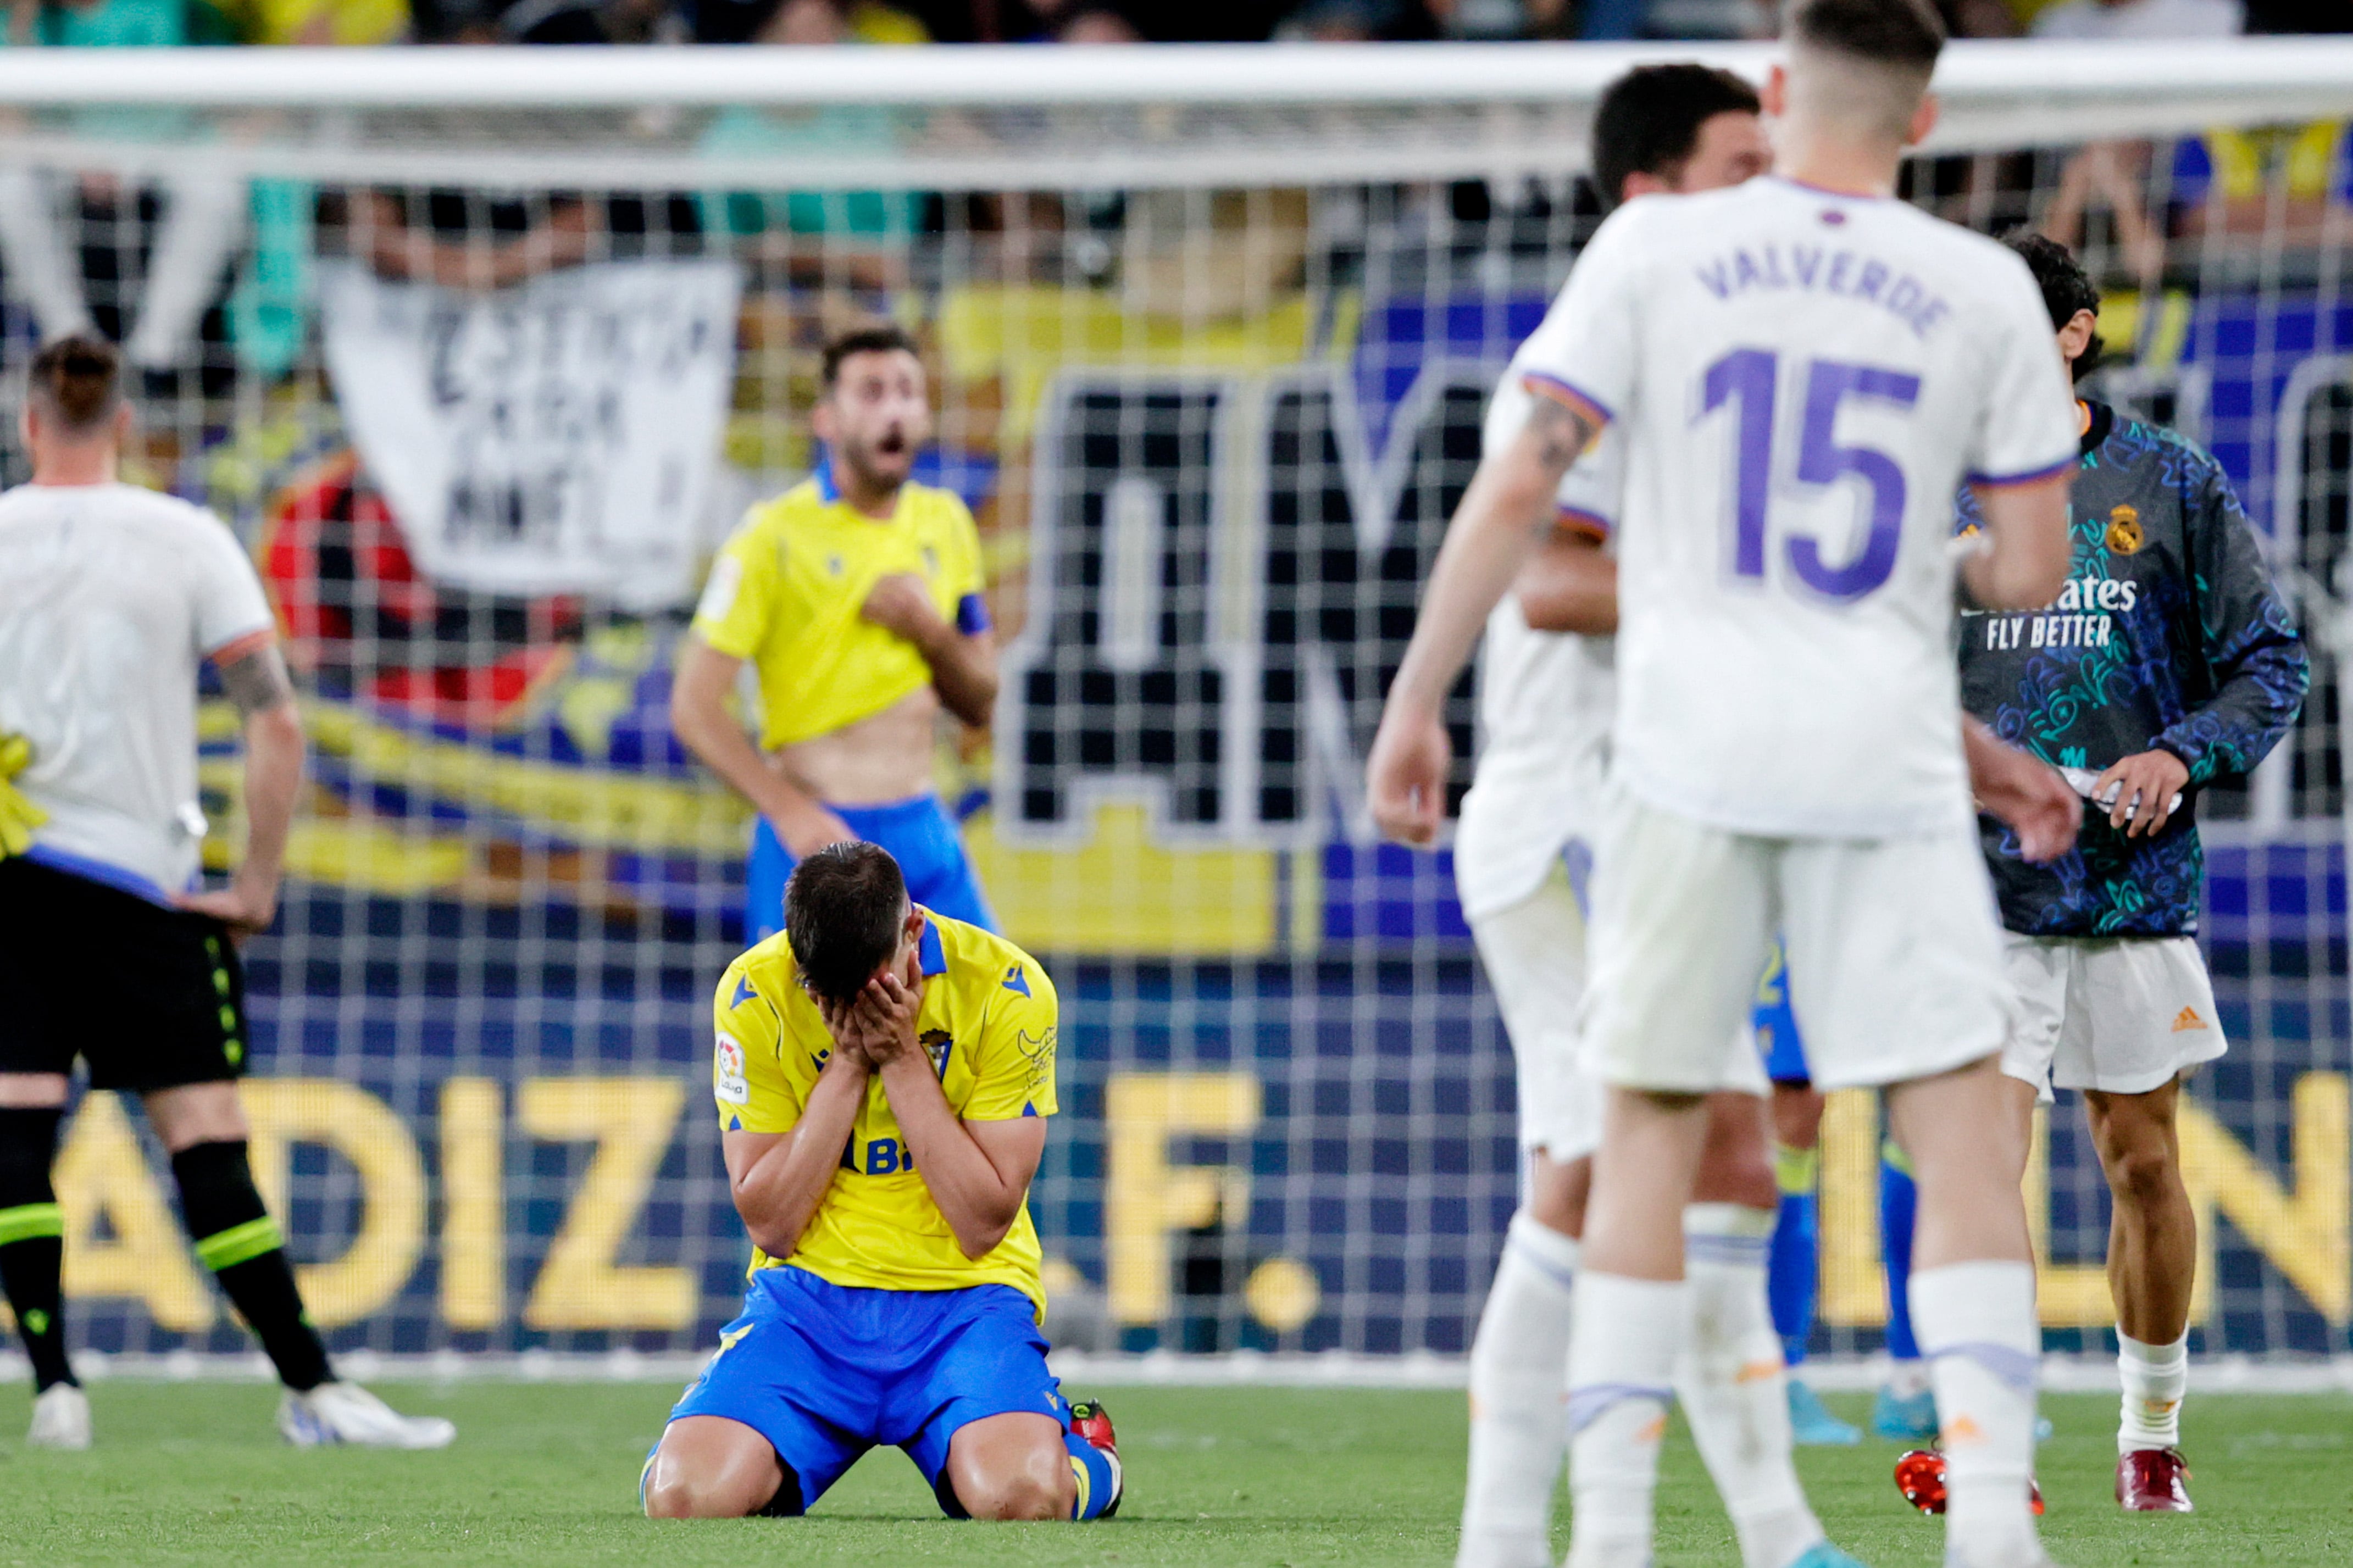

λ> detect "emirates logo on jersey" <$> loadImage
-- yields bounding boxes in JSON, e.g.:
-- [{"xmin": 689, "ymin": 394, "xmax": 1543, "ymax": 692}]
[{"xmin": 2107, "ymin": 505, "xmax": 2145, "ymax": 555}]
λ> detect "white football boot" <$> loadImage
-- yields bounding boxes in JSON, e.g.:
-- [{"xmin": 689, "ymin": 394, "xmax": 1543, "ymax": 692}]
[
  {"xmin": 278, "ymin": 1381, "xmax": 455, "ymax": 1449},
  {"xmin": 27, "ymin": 1382, "xmax": 92, "ymax": 1450}
]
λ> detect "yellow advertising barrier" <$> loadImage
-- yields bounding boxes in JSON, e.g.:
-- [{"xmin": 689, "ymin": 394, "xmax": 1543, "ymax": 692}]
[{"xmin": 1820, "ymin": 1073, "xmax": 2350, "ymax": 1330}]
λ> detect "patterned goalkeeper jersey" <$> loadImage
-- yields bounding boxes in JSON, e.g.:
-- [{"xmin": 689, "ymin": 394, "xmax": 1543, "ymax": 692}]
[{"xmin": 1954, "ymin": 402, "xmax": 2307, "ymax": 937}]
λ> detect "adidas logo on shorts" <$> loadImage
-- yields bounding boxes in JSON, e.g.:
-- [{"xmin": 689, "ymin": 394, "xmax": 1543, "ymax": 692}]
[{"xmin": 2171, "ymin": 1007, "xmax": 2206, "ymax": 1033}]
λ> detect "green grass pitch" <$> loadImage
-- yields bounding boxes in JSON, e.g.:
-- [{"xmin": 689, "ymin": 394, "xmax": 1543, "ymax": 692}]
[{"xmin": 1, "ymin": 1381, "xmax": 2346, "ymax": 1566}]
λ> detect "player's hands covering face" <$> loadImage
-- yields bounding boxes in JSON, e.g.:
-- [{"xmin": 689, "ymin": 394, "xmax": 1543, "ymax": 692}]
[
  {"xmin": 1367, "ymin": 705, "xmax": 1452, "ymax": 848},
  {"xmin": 817, "ymin": 950, "xmax": 926, "ymax": 1069}
]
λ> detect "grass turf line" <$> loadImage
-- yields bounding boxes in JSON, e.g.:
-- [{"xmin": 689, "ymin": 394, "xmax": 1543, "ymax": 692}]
[{"xmin": 0, "ymin": 1383, "xmax": 2344, "ymax": 1565}]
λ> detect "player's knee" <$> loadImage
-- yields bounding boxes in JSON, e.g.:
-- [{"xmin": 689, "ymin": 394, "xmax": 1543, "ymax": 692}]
[
  {"xmin": 641, "ymin": 1470, "xmax": 718, "ymax": 1519},
  {"xmin": 642, "ymin": 1436, "xmax": 793, "ymax": 1520},
  {"xmin": 643, "ymin": 1466, "xmax": 779, "ymax": 1521},
  {"xmin": 1524, "ymin": 1152, "xmax": 1589, "ymax": 1236},
  {"xmin": 953, "ymin": 1449, "xmax": 1074, "ymax": 1521},
  {"xmin": 2100, "ymin": 1134, "xmax": 2182, "ymax": 1205}
]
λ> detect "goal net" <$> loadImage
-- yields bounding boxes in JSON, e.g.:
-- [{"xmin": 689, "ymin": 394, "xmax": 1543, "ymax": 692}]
[{"xmin": 3, "ymin": 38, "xmax": 2348, "ymax": 1370}]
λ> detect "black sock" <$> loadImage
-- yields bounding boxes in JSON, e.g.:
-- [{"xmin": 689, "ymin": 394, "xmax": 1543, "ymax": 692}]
[
  {"xmin": 170, "ymin": 1140, "xmax": 332, "ymax": 1393},
  {"xmin": 0, "ymin": 1108, "xmax": 73, "ymax": 1392}
]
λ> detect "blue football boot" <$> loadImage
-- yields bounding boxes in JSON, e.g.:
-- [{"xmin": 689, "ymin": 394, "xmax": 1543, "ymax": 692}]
[
  {"xmin": 1786, "ymin": 1380, "xmax": 1861, "ymax": 1445},
  {"xmin": 1871, "ymin": 1382, "xmax": 1938, "ymax": 1444},
  {"xmin": 1786, "ymin": 1544, "xmax": 1873, "ymax": 1568}
]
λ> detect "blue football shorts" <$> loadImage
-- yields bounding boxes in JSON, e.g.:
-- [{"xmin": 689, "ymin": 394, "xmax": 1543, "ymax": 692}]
[
  {"xmin": 664, "ymin": 1266, "xmax": 1068, "ymax": 1515},
  {"xmin": 746, "ymin": 793, "xmax": 995, "ymax": 943}
]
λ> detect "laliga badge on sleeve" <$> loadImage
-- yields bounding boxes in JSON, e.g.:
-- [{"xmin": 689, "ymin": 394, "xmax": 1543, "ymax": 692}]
[{"xmin": 715, "ymin": 1032, "xmax": 750, "ymax": 1105}]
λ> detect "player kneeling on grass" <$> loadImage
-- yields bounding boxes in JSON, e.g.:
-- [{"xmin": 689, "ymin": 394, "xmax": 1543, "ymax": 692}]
[{"xmin": 642, "ymin": 842, "xmax": 1120, "ymax": 1523}]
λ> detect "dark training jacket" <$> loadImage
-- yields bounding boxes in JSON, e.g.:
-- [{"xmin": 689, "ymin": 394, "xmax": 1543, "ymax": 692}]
[{"xmin": 1954, "ymin": 402, "xmax": 2308, "ymax": 937}]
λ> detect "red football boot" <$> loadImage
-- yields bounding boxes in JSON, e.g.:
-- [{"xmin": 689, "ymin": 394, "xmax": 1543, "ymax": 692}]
[
  {"xmin": 1067, "ymin": 1399, "xmax": 1123, "ymax": 1519},
  {"xmin": 1893, "ymin": 1450, "xmax": 2044, "ymax": 1516},
  {"xmin": 2117, "ymin": 1447, "xmax": 2194, "ymax": 1512},
  {"xmin": 1895, "ymin": 1449, "xmax": 1947, "ymax": 1514}
]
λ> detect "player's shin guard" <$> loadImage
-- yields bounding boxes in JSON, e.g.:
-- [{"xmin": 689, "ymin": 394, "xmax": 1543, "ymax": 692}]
[
  {"xmin": 171, "ymin": 1140, "xmax": 332, "ymax": 1392},
  {"xmin": 1458, "ymin": 1211, "xmax": 1578, "ymax": 1568},
  {"xmin": 1912, "ymin": 1261, "xmax": 2041, "ymax": 1568},
  {"xmin": 1766, "ymin": 1144, "xmax": 1818, "ymax": 1366},
  {"xmin": 1679, "ymin": 1204, "xmax": 1823, "ymax": 1568},
  {"xmin": 2116, "ymin": 1330, "xmax": 2188, "ymax": 1454},
  {"xmin": 0, "ymin": 1107, "xmax": 74, "ymax": 1391},
  {"xmin": 1564, "ymin": 1272, "xmax": 1683, "ymax": 1568}
]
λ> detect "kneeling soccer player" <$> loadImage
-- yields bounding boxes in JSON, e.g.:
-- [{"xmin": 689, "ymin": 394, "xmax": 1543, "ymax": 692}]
[{"xmin": 642, "ymin": 841, "xmax": 1120, "ymax": 1522}]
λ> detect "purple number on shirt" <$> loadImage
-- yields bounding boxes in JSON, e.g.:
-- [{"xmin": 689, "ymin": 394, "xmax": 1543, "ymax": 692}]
[
  {"xmin": 1698, "ymin": 350, "xmax": 1921, "ymax": 602},
  {"xmin": 1702, "ymin": 347, "xmax": 1777, "ymax": 581},
  {"xmin": 1790, "ymin": 360, "xmax": 1922, "ymax": 602}
]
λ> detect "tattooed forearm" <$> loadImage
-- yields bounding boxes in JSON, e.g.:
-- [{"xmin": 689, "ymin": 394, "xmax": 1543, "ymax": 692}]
[
  {"xmin": 219, "ymin": 642, "xmax": 296, "ymax": 718},
  {"xmin": 1524, "ymin": 394, "xmax": 1601, "ymax": 477}
]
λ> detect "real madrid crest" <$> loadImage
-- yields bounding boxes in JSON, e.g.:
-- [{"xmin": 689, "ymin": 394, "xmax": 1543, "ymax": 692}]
[{"xmin": 2105, "ymin": 504, "xmax": 2144, "ymax": 555}]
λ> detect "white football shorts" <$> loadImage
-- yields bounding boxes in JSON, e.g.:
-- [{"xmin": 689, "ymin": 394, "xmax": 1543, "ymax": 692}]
[
  {"xmin": 1473, "ymin": 851, "xmax": 1766, "ymax": 1164},
  {"xmin": 1999, "ymin": 932, "xmax": 2225, "ymax": 1098},
  {"xmin": 1583, "ymin": 789, "xmax": 2008, "ymax": 1094}
]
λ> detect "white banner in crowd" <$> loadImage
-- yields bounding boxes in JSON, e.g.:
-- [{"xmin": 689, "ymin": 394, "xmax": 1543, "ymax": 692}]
[{"xmin": 319, "ymin": 258, "xmax": 742, "ymax": 609}]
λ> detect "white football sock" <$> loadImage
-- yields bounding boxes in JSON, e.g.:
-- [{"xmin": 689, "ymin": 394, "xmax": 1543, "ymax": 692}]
[
  {"xmin": 1565, "ymin": 1272, "xmax": 1685, "ymax": 1568},
  {"xmin": 1912, "ymin": 1261, "xmax": 2041, "ymax": 1568},
  {"xmin": 1457, "ymin": 1211, "xmax": 1579, "ymax": 1568},
  {"xmin": 1678, "ymin": 1204, "xmax": 1824, "ymax": 1568},
  {"xmin": 2116, "ymin": 1330, "xmax": 2188, "ymax": 1454}
]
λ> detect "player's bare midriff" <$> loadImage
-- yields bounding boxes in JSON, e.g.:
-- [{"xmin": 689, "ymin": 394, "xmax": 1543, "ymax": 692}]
[{"xmin": 772, "ymin": 685, "xmax": 942, "ymax": 805}]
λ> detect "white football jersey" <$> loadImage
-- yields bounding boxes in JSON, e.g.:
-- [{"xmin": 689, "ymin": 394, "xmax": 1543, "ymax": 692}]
[
  {"xmin": 1453, "ymin": 358, "xmax": 1623, "ymax": 922},
  {"xmin": 1517, "ymin": 177, "xmax": 2078, "ymax": 838},
  {"xmin": 0, "ymin": 483, "xmax": 276, "ymax": 901}
]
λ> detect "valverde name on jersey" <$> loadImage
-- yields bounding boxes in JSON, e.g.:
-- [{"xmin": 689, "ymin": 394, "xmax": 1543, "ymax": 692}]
[{"xmin": 711, "ymin": 909, "xmax": 1059, "ymax": 1316}]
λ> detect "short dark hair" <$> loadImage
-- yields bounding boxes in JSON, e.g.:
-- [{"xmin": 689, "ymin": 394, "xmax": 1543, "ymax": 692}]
[
  {"xmin": 820, "ymin": 324, "xmax": 922, "ymax": 392},
  {"xmin": 27, "ymin": 333, "xmax": 123, "ymax": 435},
  {"xmin": 1591, "ymin": 65, "xmax": 1762, "ymax": 213},
  {"xmin": 2003, "ymin": 229, "xmax": 2104, "ymax": 382},
  {"xmin": 784, "ymin": 842, "xmax": 910, "ymax": 1004},
  {"xmin": 1787, "ymin": 0, "xmax": 1946, "ymax": 75}
]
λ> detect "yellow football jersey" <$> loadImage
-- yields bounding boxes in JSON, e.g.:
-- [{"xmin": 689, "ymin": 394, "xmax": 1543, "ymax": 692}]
[
  {"xmin": 691, "ymin": 469, "xmax": 987, "ymax": 750},
  {"xmin": 711, "ymin": 908, "xmax": 1058, "ymax": 1315}
]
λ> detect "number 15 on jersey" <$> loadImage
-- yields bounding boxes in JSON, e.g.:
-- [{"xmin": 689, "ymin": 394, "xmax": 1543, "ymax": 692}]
[{"xmin": 1701, "ymin": 348, "xmax": 1922, "ymax": 604}]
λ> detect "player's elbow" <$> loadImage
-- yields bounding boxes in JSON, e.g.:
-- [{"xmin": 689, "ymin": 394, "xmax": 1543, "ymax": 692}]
[
  {"xmin": 248, "ymin": 699, "xmax": 306, "ymax": 754},
  {"xmin": 736, "ymin": 1201, "xmax": 807, "ymax": 1262},
  {"xmin": 953, "ymin": 1211, "xmax": 1017, "ymax": 1260}
]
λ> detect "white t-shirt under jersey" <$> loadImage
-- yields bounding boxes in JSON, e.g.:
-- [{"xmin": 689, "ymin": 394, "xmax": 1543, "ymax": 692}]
[
  {"xmin": 1452, "ymin": 355, "xmax": 1624, "ymax": 922},
  {"xmin": 0, "ymin": 482, "xmax": 276, "ymax": 902},
  {"xmin": 1517, "ymin": 176, "xmax": 2078, "ymax": 838}
]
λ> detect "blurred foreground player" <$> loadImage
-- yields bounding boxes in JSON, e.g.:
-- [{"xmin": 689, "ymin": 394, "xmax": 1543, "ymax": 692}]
[
  {"xmin": 1900, "ymin": 232, "xmax": 2306, "ymax": 1515},
  {"xmin": 1455, "ymin": 63, "xmax": 1857, "ymax": 1568},
  {"xmin": 0, "ymin": 335, "xmax": 453, "ymax": 1451},
  {"xmin": 642, "ymin": 842, "xmax": 1119, "ymax": 1522},
  {"xmin": 1368, "ymin": 0, "xmax": 2088, "ymax": 1561},
  {"xmin": 672, "ymin": 324, "xmax": 999, "ymax": 943}
]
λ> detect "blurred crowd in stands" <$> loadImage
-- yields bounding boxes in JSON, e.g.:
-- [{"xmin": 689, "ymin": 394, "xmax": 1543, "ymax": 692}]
[{"xmin": 3, "ymin": 0, "xmax": 2346, "ymax": 48}]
